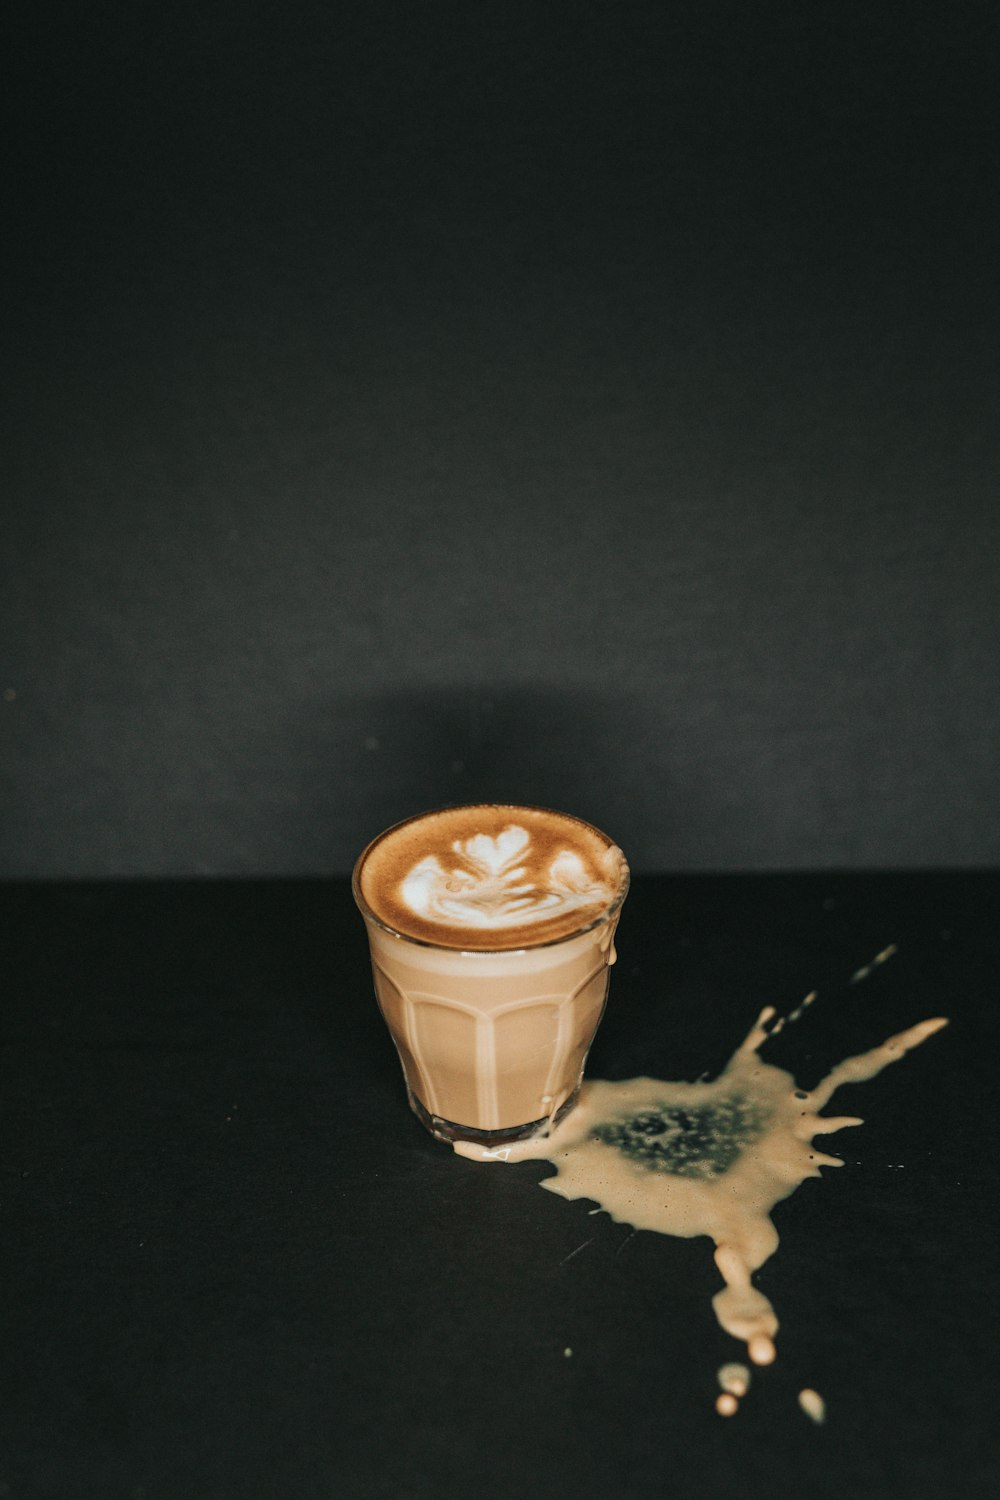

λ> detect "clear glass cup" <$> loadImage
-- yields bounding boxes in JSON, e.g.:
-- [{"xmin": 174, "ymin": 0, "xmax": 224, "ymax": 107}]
[{"xmin": 353, "ymin": 805, "xmax": 629, "ymax": 1148}]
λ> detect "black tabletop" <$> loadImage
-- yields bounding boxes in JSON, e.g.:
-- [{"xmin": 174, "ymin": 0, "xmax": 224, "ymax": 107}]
[{"xmin": 1, "ymin": 873, "xmax": 997, "ymax": 1500}]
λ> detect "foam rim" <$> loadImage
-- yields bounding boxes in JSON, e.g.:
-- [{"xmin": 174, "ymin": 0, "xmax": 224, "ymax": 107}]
[{"xmin": 352, "ymin": 802, "xmax": 630, "ymax": 954}]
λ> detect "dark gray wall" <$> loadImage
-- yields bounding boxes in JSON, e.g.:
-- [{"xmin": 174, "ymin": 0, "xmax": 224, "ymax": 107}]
[{"xmin": 3, "ymin": 2, "xmax": 998, "ymax": 876}]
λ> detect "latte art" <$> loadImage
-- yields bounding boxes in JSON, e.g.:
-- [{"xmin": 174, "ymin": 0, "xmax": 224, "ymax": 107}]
[
  {"xmin": 401, "ymin": 825, "xmax": 616, "ymax": 931},
  {"xmin": 356, "ymin": 804, "xmax": 628, "ymax": 950}
]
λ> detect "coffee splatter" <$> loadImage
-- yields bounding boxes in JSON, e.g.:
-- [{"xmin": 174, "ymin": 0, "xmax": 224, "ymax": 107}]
[
  {"xmin": 799, "ymin": 1388, "xmax": 827, "ymax": 1424},
  {"xmin": 718, "ymin": 1363, "xmax": 751, "ymax": 1398},
  {"xmin": 457, "ymin": 987, "xmax": 947, "ymax": 1412},
  {"xmin": 849, "ymin": 943, "xmax": 898, "ymax": 985},
  {"xmin": 715, "ymin": 1362, "xmax": 751, "ymax": 1416}
]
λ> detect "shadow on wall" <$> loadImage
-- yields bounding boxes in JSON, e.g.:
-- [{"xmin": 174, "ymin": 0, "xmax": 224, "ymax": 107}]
[{"xmin": 290, "ymin": 684, "xmax": 685, "ymax": 874}]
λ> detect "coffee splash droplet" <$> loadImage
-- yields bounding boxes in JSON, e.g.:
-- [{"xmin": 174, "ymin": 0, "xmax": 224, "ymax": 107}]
[
  {"xmin": 799, "ymin": 1388, "xmax": 826, "ymax": 1424},
  {"xmin": 717, "ymin": 1363, "xmax": 751, "ymax": 1398}
]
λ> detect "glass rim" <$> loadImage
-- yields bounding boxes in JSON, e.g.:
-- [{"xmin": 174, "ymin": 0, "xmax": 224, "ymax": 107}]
[{"xmin": 351, "ymin": 801, "xmax": 630, "ymax": 955}]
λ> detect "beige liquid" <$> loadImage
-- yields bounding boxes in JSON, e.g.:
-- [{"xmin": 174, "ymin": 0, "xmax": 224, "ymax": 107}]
[
  {"xmin": 715, "ymin": 1362, "xmax": 751, "ymax": 1417},
  {"xmin": 363, "ymin": 913, "xmax": 621, "ymax": 1135},
  {"xmin": 798, "ymin": 1388, "xmax": 827, "ymax": 1424},
  {"xmin": 455, "ymin": 953, "xmax": 947, "ymax": 1404}
]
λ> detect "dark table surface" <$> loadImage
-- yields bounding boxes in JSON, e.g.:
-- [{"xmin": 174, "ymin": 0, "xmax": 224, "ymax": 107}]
[{"xmin": 1, "ymin": 873, "xmax": 997, "ymax": 1500}]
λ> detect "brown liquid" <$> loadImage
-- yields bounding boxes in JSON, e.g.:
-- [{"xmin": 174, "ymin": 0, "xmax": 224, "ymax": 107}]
[
  {"xmin": 798, "ymin": 1388, "xmax": 827, "ymax": 1424},
  {"xmin": 356, "ymin": 804, "xmax": 626, "ymax": 950},
  {"xmin": 456, "ymin": 964, "xmax": 948, "ymax": 1395}
]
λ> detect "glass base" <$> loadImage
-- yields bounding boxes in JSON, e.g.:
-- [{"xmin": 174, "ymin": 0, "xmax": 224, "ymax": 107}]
[{"xmin": 409, "ymin": 1088, "xmax": 581, "ymax": 1147}]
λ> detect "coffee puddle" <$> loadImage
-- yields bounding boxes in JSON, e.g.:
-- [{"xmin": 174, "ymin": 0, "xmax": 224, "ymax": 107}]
[{"xmin": 456, "ymin": 952, "xmax": 948, "ymax": 1416}]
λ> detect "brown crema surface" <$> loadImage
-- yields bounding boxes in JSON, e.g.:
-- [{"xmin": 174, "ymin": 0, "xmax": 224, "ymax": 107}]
[{"xmin": 357, "ymin": 804, "xmax": 626, "ymax": 949}]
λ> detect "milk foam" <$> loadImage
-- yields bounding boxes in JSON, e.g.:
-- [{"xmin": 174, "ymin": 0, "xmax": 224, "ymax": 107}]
[
  {"xmin": 357, "ymin": 805, "xmax": 627, "ymax": 950},
  {"xmin": 400, "ymin": 824, "xmax": 616, "ymax": 932}
]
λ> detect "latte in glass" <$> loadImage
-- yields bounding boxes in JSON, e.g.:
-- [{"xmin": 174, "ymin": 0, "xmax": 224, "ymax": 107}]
[{"xmin": 353, "ymin": 804, "xmax": 629, "ymax": 1148}]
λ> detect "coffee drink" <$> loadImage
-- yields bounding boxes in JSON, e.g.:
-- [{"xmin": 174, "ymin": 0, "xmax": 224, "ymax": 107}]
[{"xmin": 353, "ymin": 804, "xmax": 629, "ymax": 1146}]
